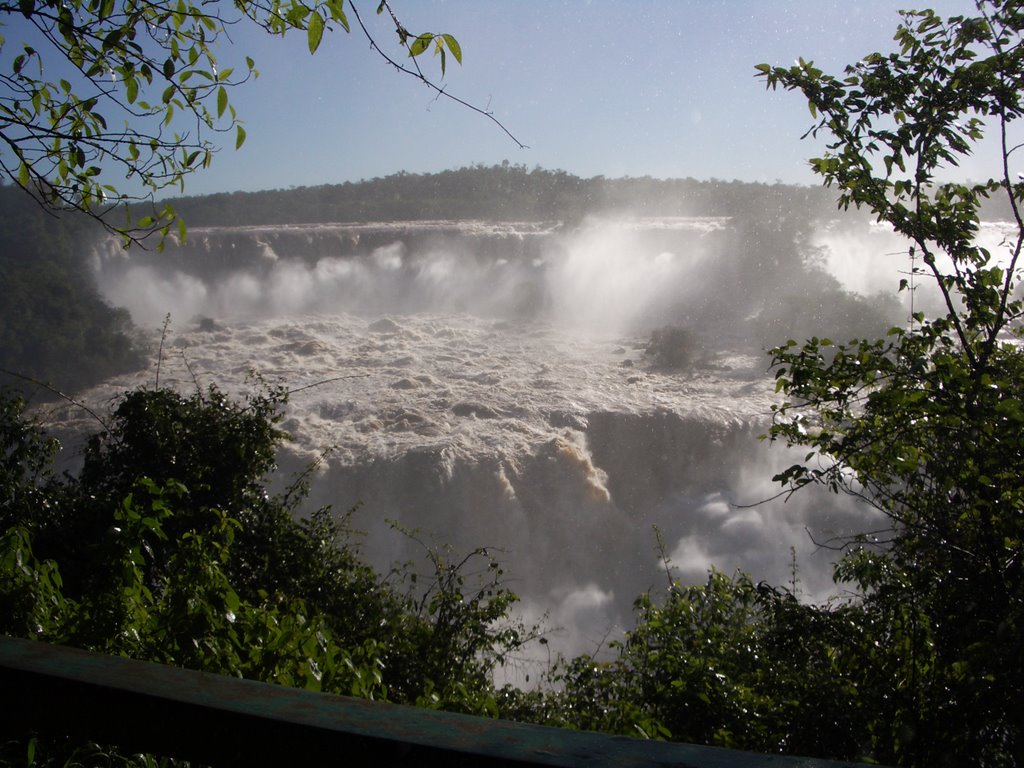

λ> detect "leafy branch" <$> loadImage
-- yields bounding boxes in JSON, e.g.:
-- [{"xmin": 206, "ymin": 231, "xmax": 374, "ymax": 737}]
[{"xmin": 0, "ymin": 0, "xmax": 524, "ymax": 246}]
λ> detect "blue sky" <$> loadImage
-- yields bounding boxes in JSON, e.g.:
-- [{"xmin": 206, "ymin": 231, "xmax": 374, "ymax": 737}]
[{"xmin": 3, "ymin": 0, "xmax": 983, "ymax": 196}]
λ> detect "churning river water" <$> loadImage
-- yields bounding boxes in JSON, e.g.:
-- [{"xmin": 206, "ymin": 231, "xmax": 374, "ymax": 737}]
[{"xmin": 47, "ymin": 215, "xmax": 963, "ymax": 669}]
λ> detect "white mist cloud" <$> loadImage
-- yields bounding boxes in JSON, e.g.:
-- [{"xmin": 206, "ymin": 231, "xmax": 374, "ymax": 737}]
[
  {"xmin": 98, "ymin": 266, "xmax": 210, "ymax": 327},
  {"xmin": 545, "ymin": 219, "xmax": 711, "ymax": 335}
]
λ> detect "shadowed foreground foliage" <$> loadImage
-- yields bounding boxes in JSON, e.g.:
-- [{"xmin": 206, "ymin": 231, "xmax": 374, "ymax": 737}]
[
  {"xmin": 0, "ymin": 371, "xmax": 1019, "ymax": 766},
  {"xmin": 0, "ymin": 384, "xmax": 533, "ymax": 765},
  {"xmin": 756, "ymin": 1, "xmax": 1024, "ymax": 765}
]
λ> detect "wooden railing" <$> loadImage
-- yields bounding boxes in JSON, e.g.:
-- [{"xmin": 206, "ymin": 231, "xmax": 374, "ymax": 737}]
[{"xmin": 1, "ymin": 636, "xmax": 871, "ymax": 767}]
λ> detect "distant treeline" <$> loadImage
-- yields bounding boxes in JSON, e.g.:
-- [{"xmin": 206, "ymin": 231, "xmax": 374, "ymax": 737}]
[
  {"xmin": 159, "ymin": 164, "xmax": 1017, "ymax": 227},
  {"xmin": 161, "ymin": 163, "xmax": 849, "ymax": 227}
]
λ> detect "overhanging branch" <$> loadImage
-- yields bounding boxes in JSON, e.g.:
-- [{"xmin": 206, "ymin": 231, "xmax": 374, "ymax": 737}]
[{"xmin": 349, "ymin": 1, "xmax": 528, "ymax": 150}]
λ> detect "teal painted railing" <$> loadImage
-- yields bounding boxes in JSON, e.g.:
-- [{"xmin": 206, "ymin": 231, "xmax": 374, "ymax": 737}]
[{"xmin": 1, "ymin": 636, "xmax": 873, "ymax": 767}]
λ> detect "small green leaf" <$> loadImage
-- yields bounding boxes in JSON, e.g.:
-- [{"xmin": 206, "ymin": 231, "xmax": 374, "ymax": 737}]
[
  {"xmin": 307, "ymin": 13, "xmax": 324, "ymax": 54},
  {"xmin": 331, "ymin": 3, "xmax": 349, "ymax": 33},
  {"xmin": 125, "ymin": 78, "xmax": 138, "ymax": 105},
  {"xmin": 217, "ymin": 85, "xmax": 227, "ymax": 118},
  {"xmin": 442, "ymin": 34, "xmax": 462, "ymax": 64},
  {"xmin": 409, "ymin": 33, "xmax": 432, "ymax": 58},
  {"xmin": 17, "ymin": 161, "xmax": 29, "ymax": 187},
  {"xmin": 235, "ymin": 124, "xmax": 246, "ymax": 149}
]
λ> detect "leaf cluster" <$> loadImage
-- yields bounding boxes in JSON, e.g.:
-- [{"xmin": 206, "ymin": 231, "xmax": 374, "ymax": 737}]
[
  {"xmin": 757, "ymin": 3, "xmax": 1024, "ymax": 764},
  {"xmin": 0, "ymin": 0, "xmax": 467, "ymax": 244}
]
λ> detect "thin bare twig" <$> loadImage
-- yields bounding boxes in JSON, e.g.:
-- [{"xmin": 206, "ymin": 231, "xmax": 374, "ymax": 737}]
[
  {"xmin": 285, "ymin": 373, "xmax": 373, "ymax": 396},
  {"xmin": 0, "ymin": 367, "xmax": 109, "ymax": 430},
  {"xmin": 155, "ymin": 313, "xmax": 172, "ymax": 390},
  {"xmin": 349, "ymin": 1, "xmax": 528, "ymax": 150}
]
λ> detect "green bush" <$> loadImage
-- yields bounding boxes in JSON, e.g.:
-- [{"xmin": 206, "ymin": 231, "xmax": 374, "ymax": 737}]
[{"xmin": 0, "ymin": 383, "xmax": 531, "ymax": 763}]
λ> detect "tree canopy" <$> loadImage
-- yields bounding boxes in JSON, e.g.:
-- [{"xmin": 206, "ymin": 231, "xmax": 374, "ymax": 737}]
[
  {"xmin": 0, "ymin": 0, "xmax": 466, "ymax": 242},
  {"xmin": 759, "ymin": 2, "xmax": 1024, "ymax": 764}
]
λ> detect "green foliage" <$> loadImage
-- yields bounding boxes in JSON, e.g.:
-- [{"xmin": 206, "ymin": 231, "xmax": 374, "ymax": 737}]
[
  {"xmin": 382, "ymin": 527, "xmax": 536, "ymax": 712},
  {"xmin": 0, "ymin": 0, "xmax": 462, "ymax": 242},
  {"xmin": 503, "ymin": 569, "xmax": 889, "ymax": 761},
  {"xmin": 0, "ymin": 390, "xmax": 57, "ymax": 531},
  {"xmin": 759, "ymin": 3, "xmax": 1024, "ymax": 764},
  {"xmin": 0, "ymin": 381, "xmax": 530, "ymax": 763},
  {"xmin": 562, "ymin": 571, "xmax": 770, "ymax": 747}
]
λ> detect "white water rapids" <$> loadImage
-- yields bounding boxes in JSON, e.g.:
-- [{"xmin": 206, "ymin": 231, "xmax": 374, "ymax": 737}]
[{"xmin": 45, "ymin": 216, "xmax": 932, "ymax": 672}]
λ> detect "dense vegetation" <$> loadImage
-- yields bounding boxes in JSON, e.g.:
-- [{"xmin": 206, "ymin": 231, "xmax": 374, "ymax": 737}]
[
  {"xmin": 0, "ymin": 383, "xmax": 536, "ymax": 765},
  {"xmin": 151, "ymin": 159, "xmax": 1014, "ymax": 228},
  {"xmin": 0, "ymin": 185, "xmax": 143, "ymax": 398},
  {"xmin": 159, "ymin": 165, "xmax": 846, "ymax": 226},
  {"xmin": 758, "ymin": 4, "xmax": 1024, "ymax": 763},
  {"xmin": 0, "ymin": 381, "xmax": 943, "ymax": 767}
]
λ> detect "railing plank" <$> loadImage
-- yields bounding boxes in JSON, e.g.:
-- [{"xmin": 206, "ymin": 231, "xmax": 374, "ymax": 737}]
[{"xmin": 1, "ymin": 636, "xmax": 871, "ymax": 767}]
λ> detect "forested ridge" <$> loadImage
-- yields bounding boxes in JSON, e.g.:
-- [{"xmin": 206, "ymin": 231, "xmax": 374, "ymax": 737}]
[
  {"xmin": 159, "ymin": 165, "xmax": 846, "ymax": 226},
  {"xmin": 160, "ymin": 162, "xmax": 1018, "ymax": 227}
]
